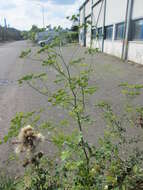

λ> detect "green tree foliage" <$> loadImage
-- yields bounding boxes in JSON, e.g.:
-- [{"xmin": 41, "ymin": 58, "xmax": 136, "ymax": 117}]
[{"xmin": 21, "ymin": 25, "xmax": 45, "ymax": 41}]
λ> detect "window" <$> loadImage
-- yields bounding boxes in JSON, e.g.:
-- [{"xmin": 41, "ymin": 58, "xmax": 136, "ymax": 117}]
[
  {"xmin": 92, "ymin": 28, "xmax": 96, "ymax": 39},
  {"xmin": 132, "ymin": 19, "xmax": 143, "ymax": 40},
  {"xmin": 105, "ymin": 25, "xmax": 113, "ymax": 40},
  {"xmin": 115, "ymin": 23, "xmax": 125, "ymax": 40},
  {"xmin": 98, "ymin": 28, "xmax": 103, "ymax": 39},
  {"xmin": 92, "ymin": 27, "xmax": 103, "ymax": 39}
]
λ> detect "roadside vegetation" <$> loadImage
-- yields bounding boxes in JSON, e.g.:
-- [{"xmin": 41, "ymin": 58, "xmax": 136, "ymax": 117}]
[
  {"xmin": 21, "ymin": 17, "xmax": 79, "ymax": 43},
  {"xmin": 1, "ymin": 16, "xmax": 143, "ymax": 190},
  {"xmin": 0, "ymin": 26, "xmax": 22, "ymax": 42},
  {"xmin": 21, "ymin": 25, "xmax": 45, "ymax": 41}
]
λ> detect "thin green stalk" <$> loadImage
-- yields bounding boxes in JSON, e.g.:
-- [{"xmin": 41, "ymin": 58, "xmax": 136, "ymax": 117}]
[
  {"xmin": 66, "ymin": 77, "xmax": 89, "ymax": 164},
  {"xmin": 58, "ymin": 44, "xmax": 89, "ymax": 166},
  {"xmin": 81, "ymin": 86, "xmax": 85, "ymax": 110},
  {"xmin": 27, "ymin": 81, "xmax": 49, "ymax": 97}
]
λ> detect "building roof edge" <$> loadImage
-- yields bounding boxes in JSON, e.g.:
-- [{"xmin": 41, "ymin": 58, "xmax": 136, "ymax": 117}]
[{"xmin": 79, "ymin": 0, "xmax": 89, "ymax": 10}]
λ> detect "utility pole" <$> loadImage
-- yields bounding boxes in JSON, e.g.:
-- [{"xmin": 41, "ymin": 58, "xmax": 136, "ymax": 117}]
[
  {"xmin": 4, "ymin": 18, "xmax": 7, "ymax": 40},
  {"xmin": 36, "ymin": 3, "xmax": 45, "ymax": 29},
  {"xmin": 4, "ymin": 18, "xmax": 7, "ymax": 28},
  {"xmin": 42, "ymin": 6, "xmax": 45, "ymax": 29}
]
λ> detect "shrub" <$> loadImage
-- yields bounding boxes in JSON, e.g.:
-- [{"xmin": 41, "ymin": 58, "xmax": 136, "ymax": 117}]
[{"xmin": 2, "ymin": 28, "xmax": 143, "ymax": 189}]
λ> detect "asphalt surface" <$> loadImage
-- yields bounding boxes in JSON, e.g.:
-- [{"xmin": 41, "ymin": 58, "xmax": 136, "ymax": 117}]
[
  {"xmin": 0, "ymin": 40, "xmax": 143, "ymax": 175},
  {"xmin": 0, "ymin": 41, "xmax": 49, "ymax": 175}
]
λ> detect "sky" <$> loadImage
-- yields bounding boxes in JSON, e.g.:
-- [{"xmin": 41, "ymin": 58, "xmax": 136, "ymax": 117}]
[{"xmin": 0, "ymin": 0, "xmax": 83, "ymax": 31}]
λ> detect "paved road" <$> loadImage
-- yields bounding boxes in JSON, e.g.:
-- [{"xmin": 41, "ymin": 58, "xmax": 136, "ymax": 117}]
[
  {"xmin": 0, "ymin": 41, "xmax": 49, "ymax": 174},
  {"xmin": 0, "ymin": 41, "xmax": 26, "ymax": 174},
  {"xmin": 0, "ymin": 41, "xmax": 143, "ymax": 175},
  {"xmin": 0, "ymin": 40, "xmax": 68, "ymax": 175}
]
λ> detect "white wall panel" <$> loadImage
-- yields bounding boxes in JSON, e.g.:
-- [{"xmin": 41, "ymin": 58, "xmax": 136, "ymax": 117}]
[
  {"xmin": 86, "ymin": 16, "xmax": 91, "ymax": 47},
  {"xmin": 128, "ymin": 42, "xmax": 143, "ymax": 64},
  {"xmin": 80, "ymin": 8, "xmax": 84, "ymax": 25},
  {"xmin": 132, "ymin": 0, "xmax": 143, "ymax": 19},
  {"xmin": 92, "ymin": 1, "xmax": 104, "ymax": 27},
  {"xmin": 104, "ymin": 41, "xmax": 123, "ymax": 58},
  {"xmin": 85, "ymin": 0, "xmax": 91, "ymax": 17},
  {"xmin": 79, "ymin": 8, "xmax": 85, "ymax": 46},
  {"xmin": 92, "ymin": 39, "xmax": 102, "ymax": 50},
  {"xmin": 105, "ymin": 0, "xmax": 127, "ymax": 25}
]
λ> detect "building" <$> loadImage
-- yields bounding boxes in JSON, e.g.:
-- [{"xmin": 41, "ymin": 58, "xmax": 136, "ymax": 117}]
[{"xmin": 79, "ymin": 0, "xmax": 143, "ymax": 64}]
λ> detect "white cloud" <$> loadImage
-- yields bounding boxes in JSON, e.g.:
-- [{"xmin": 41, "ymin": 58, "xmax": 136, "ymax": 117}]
[{"xmin": 0, "ymin": 0, "xmax": 83, "ymax": 30}]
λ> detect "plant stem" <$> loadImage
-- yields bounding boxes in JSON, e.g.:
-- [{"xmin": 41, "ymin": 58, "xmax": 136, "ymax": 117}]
[
  {"xmin": 58, "ymin": 45, "xmax": 90, "ymax": 166},
  {"xmin": 76, "ymin": 111, "xmax": 89, "ymax": 165},
  {"xmin": 81, "ymin": 86, "xmax": 85, "ymax": 110},
  {"xmin": 27, "ymin": 81, "xmax": 49, "ymax": 97}
]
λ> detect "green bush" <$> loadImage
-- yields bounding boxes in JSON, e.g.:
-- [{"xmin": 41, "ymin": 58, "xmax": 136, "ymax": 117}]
[{"xmin": 66, "ymin": 31, "xmax": 78, "ymax": 43}]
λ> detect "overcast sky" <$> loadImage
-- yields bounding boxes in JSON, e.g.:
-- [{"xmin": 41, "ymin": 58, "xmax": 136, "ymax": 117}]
[{"xmin": 0, "ymin": 0, "xmax": 83, "ymax": 30}]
